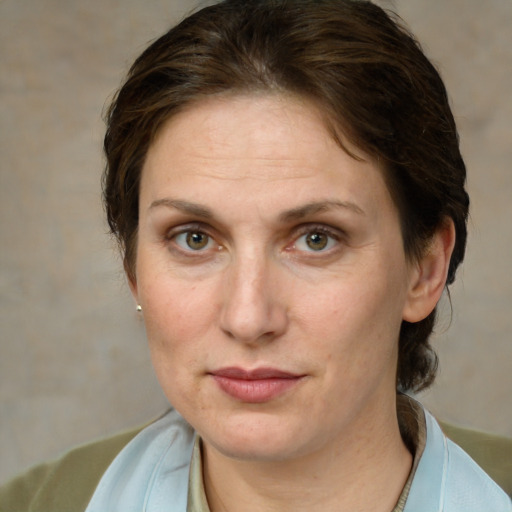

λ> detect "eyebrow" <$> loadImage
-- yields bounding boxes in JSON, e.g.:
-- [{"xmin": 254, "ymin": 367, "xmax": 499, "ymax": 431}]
[
  {"xmin": 149, "ymin": 198, "xmax": 364, "ymax": 221},
  {"xmin": 149, "ymin": 199, "xmax": 213, "ymax": 218},
  {"xmin": 278, "ymin": 200, "xmax": 365, "ymax": 222}
]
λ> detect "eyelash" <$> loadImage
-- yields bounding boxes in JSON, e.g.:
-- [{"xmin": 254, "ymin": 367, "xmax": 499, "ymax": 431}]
[
  {"xmin": 164, "ymin": 223, "xmax": 344, "ymax": 257},
  {"xmin": 165, "ymin": 223, "xmax": 217, "ymax": 255},
  {"xmin": 290, "ymin": 224, "xmax": 343, "ymax": 254}
]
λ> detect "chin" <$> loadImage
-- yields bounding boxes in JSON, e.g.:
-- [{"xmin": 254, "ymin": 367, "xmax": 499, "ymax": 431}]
[
  {"xmin": 210, "ymin": 436, "xmax": 301, "ymax": 462},
  {"xmin": 199, "ymin": 413, "xmax": 317, "ymax": 462}
]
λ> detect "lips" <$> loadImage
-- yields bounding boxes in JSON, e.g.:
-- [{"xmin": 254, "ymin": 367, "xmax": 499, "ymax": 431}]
[{"xmin": 209, "ymin": 367, "xmax": 304, "ymax": 403}]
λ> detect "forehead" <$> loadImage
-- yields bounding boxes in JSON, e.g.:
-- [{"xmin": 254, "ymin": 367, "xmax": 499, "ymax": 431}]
[
  {"xmin": 145, "ymin": 93, "xmax": 372, "ymax": 177},
  {"xmin": 140, "ymin": 93, "xmax": 394, "ymax": 221}
]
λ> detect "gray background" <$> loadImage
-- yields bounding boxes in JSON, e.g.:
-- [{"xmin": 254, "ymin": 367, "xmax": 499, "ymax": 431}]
[{"xmin": 1, "ymin": 0, "xmax": 511, "ymax": 483}]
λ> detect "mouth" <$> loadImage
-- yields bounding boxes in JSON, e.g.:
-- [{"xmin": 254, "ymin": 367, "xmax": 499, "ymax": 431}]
[{"xmin": 208, "ymin": 367, "xmax": 305, "ymax": 403}]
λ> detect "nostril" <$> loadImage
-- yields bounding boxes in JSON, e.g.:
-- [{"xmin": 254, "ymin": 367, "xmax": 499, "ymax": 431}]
[
  {"xmin": 219, "ymin": 261, "xmax": 288, "ymax": 344},
  {"xmin": 220, "ymin": 302, "xmax": 288, "ymax": 345}
]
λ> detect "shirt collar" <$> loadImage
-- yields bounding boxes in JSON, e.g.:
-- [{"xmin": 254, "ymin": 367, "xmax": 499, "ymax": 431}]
[{"xmin": 187, "ymin": 394, "xmax": 428, "ymax": 512}]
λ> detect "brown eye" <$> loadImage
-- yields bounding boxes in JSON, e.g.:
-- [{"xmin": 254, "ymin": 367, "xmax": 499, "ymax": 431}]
[
  {"xmin": 174, "ymin": 231, "xmax": 213, "ymax": 251},
  {"xmin": 294, "ymin": 229, "xmax": 338, "ymax": 253},
  {"xmin": 186, "ymin": 232, "xmax": 209, "ymax": 250},
  {"xmin": 305, "ymin": 232, "xmax": 329, "ymax": 251}
]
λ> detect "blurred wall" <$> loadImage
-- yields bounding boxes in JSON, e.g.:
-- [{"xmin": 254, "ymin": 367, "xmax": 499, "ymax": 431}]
[{"xmin": 1, "ymin": 0, "xmax": 511, "ymax": 483}]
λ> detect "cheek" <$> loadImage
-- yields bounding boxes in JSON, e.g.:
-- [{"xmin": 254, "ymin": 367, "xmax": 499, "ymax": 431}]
[
  {"xmin": 142, "ymin": 257, "xmax": 213, "ymax": 317},
  {"xmin": 301, "ymin": 281, "xmax": 403, "ymax": 410},
  {"xmin": 295, "ymin": 267, "xmax": 406, "ymax": 366},
  {"xmin": 139, "ymin": 273, "xmax": 218, "ymax": 367},
  {"xmin": 296, "ymin": 275, "xmax": 392, "ymax": 335},
  {"xmin": 141, "ymin": 285, "xmax": 210, "ymax": 408}
]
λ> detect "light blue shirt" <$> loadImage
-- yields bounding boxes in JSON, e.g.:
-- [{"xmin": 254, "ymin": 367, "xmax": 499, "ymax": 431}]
[
  {"xmin": 85, "ymin": 406, "xmax": 511, "ymax": 512},
  {"xmin": 405, "ymin": 410, "xmax": 510, "ymax": 511}
]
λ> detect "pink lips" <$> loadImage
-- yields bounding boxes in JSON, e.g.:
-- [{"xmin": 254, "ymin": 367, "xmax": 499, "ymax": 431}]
[{"xmin": 210, "ymin": 367, "xmax": 304, "ymax": 403}]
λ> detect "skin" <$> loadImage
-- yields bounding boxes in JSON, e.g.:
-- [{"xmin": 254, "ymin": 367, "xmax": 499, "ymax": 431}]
[{"xmin": 131, "ymin": 94, "xmax": 455, "ymax": 511}]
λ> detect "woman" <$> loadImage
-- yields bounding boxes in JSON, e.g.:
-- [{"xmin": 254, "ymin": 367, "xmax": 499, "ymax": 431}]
[{"xmin": 1, "ymin": 0, "xmax": 510, "ymax": 510}]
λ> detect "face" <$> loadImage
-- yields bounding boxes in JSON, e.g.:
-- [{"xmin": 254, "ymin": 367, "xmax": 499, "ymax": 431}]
[{"xmin": 133, "ymin": 94, "xmax": 418, "ymax": 462}]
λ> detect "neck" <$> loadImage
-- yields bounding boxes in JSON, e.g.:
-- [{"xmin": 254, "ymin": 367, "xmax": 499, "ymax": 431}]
[{"xmin": 202, "ymin": 395, "xmax": 413, "ymax": 512}]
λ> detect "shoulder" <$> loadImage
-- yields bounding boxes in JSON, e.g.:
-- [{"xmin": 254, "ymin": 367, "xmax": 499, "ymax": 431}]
[
  {"xmin": 442, "ymin": 436, "xmax": 512, "ymax": 510},
  {"xmin": 0, "ymin": 424, "xmax": 144, "ymax": 512},
  {"xmin": 440, "ymin": 420, "xmax": 512, "ymax": 497},
  {"xmin": 405, "ymin": 410, "xmax": 511, "ymax": 511}
]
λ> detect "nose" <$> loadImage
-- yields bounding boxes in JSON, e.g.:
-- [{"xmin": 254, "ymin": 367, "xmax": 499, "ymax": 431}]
[{"xmin": 219, "ymin": 253, "xmax": 288, "ymax": 344}]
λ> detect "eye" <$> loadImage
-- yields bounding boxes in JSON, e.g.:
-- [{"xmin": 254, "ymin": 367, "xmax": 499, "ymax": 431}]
[
  {"xmin": 174, "ymin": 230, "xmax": 214, "ymax": 251},
  {"xmin": 294, "ymin": 229, "xmax": 338, "ymax": 252}
]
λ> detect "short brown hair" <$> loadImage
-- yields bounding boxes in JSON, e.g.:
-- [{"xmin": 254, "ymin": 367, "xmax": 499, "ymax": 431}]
[{"xmin": 103, "ymin": 0, "xmax": 469, "ymax": 392}]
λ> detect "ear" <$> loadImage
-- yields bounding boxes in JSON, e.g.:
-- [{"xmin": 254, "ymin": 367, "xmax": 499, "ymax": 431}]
[{"xmin": 402, "ymin": 219, "xmax": 456, "ymax": 323}]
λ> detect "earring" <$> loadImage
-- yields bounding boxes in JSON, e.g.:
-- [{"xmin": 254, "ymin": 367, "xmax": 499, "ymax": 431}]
[{"xmin": 136, "ymin": 304, "xmax": 142, "ymax": 312}]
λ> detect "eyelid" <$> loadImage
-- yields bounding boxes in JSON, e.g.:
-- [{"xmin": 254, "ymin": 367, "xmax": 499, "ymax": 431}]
[
  {"xmin": 175, "ymin": 231, "xmax": 214, "ymax": 251},
  {"xmin": 164, "ymin": 222, "xmax": 220, "ymax": 254},
  {"xmin": 289, "ymin": 223, "xmax": 345, "ymax": 253},
  {"xmin": 164, "ymin": 222, "xmax": 212, "ymax": 239},
  {"xmin": 162, "ymin": 221, "xmax": 345, "ymax": 256},
  {"xmin": 293, "ymin": 223, "xmax": 344, "ymax": 240}
]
